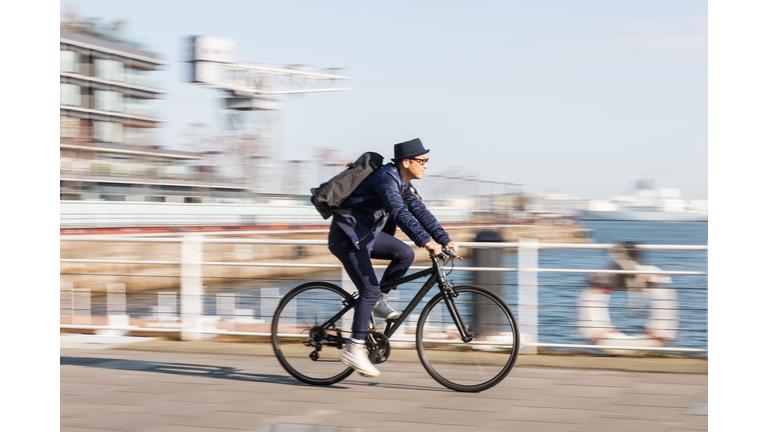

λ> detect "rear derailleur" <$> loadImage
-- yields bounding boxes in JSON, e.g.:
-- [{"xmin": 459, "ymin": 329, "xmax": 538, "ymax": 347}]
[{"xmin": 305, "ymin": 325, "xmax": 345, "ymax": 361}]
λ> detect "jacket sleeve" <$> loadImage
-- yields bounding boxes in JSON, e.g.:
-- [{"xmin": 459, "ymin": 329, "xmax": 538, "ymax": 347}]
[
  {"xmin": 403, "ymin": 184, "xmax": 452, "ymax": 246},
  {"xmin": 374, "ymin": 172, "xmax": 433, "ymax": 247}
]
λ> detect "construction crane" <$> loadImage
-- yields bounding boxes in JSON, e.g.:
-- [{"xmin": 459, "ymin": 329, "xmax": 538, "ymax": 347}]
[{"xmin": 187, "ymin": 36, "xmax": 349, "ymax": 193}]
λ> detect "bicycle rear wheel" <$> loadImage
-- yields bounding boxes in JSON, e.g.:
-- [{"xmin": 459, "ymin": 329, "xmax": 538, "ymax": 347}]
[
  {"xmin": 416, "ymin": 284, "xmax": 519, "ymax": 392},
  {"xmin": 271, "ymin": 282, "xmax": 354, "ymax": 385}
]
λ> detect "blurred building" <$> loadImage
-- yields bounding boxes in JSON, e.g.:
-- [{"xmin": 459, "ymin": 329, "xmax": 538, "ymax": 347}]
[{"xmin": 60, "ymin": 29, "xmax": 249, "ymax": 203}]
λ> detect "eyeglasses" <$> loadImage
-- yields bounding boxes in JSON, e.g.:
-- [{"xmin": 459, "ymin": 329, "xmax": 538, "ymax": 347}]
[{"xmin": 409, "ymin": 157, "xmax": 429, "ymax": 166}]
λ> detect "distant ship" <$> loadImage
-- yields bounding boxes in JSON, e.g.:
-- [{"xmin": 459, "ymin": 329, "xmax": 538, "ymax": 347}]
[{"xmin": 579, "ymin": 181, "xmax": 708, "ymax": 222}]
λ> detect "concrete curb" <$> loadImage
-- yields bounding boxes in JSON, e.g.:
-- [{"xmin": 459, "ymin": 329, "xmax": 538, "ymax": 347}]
[{"xmin": 109, "ymin": 339, "xmax": 708, "ymax": 375}]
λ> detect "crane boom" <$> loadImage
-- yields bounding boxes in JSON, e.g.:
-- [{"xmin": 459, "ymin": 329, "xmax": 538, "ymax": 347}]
[{"xmin": 188, "ymin": 35, "xmax": 349, "ymax": 98}]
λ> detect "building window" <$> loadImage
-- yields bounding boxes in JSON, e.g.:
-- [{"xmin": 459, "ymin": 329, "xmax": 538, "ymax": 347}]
[
  {"xmin": 60, "ymin": 51, "xmax": 79, "ymax": 73},
  {"xmin": 124, "ymin": 67, "xmax": 152, "ymax": 88},
  {"xmin": 60, "ymin": 116, "xmax": 80, "ymax": 138},
  {"xmin": 94, "ymin": 121, "xmax": 124, "ymax": 143},
  {"xmin": 60, "ymin": 83, "xmax": 81, "ymax": 106},
  {"xmin": 95, "ymin": 90, "xmax": 124, "ymax": 113},
  {"xmin": 95, "ymin": 59, "xmax": 125, "ymax": 82},
  {"xmin": 123, "ymin": 126, "xmax": 153, "ymax": 145},
  {"xmin": 123, "ymin": 97, "xmax": 149, "ymax": 116}
]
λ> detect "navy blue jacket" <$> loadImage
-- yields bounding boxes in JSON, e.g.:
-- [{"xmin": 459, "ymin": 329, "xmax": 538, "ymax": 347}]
[{"xmin": 329, "ymin": 163, "xmax": 452, "ymax": 250}]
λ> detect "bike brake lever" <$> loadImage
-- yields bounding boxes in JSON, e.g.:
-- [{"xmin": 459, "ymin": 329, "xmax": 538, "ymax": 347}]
[{"xmin": 441, "ymin": 247, "xmax": 463, "ymax": 260}]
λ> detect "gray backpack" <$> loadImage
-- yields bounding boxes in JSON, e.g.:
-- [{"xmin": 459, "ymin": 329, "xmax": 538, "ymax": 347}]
[{"xmin": 310, "ymin": 152, "xmax": 384, "ymax": 219}]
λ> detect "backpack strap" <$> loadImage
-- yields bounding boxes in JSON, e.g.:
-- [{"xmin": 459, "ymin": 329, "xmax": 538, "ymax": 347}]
[{"xmin": 332, "ymin": 207, "xmax": 385, "ymax": 216}]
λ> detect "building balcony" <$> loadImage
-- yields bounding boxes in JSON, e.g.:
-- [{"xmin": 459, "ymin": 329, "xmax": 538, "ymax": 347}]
[
  {"xmin": 60, "ymin": 159, "xmax": 248, "ymax": 188},
  {"xmin": 60, "ymin": 71, "xmax": 167, "ymax": 95},
  {"xmin": 60, "ymin": 105, "xmax": 165, "ymax": 124},
  {"xmin": 60, "ymin": 123, "xmax": 160, "ymax": 147},
  {"xmin": 60, "ymin": 30, "xmax": 165, "ymax": 67}
]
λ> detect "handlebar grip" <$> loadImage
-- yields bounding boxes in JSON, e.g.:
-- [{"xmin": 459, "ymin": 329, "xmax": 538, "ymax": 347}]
[{"xmin": 441, "ymin": 247, "xmax": 463, "ymax": 260}]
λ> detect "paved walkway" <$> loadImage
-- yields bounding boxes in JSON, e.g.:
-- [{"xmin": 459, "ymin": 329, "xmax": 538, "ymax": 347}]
[{"xmin": 61, "ymin": 338, "xmax": 707, "ymax": 432}]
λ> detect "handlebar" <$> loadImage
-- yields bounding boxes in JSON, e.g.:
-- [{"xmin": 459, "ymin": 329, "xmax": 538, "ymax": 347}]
[{"xmin": 433, "ymin": 247, "xmax": 463, "ymax": 261}]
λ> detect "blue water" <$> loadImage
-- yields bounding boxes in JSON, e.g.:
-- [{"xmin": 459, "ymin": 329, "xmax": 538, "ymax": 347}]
[{"xmin": 93, "ymin": 221, "xmax": 708, "ymax": 353}]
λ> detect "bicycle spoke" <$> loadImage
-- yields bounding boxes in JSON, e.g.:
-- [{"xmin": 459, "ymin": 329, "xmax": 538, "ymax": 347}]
[
  {"xmin": 417, "ymin": 286, "xmax": 519, "ymax": 392},
  {"xmin": 272, "ymin": 283, "xmax": 355, "ymax": 385}
]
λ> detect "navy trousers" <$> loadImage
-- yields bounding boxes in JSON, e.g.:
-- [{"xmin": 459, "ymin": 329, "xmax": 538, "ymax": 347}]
[{"xmin": 329, "ymin": 232, "xmax": 415, "ymax": 340}]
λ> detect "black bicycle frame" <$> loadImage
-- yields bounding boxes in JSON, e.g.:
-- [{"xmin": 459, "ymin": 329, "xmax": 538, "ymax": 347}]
[
  {"xmin": 380, "ymin": 266, "xmax": 438, "ymax": 337},
  {"xmin": 320, "ymin": 255, "xmax": 472, "ymax": 342}
]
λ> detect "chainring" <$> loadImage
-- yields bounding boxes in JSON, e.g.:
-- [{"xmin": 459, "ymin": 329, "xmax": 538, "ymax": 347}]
[{"xmin": 365, "ymin": 331, "xmax": 391, "ymax": 364}]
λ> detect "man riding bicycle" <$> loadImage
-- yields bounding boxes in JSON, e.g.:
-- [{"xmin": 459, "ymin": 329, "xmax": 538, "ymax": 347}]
[{"xmin": 328, "ymin": 138, "xmax": 459, "ymax": 377}]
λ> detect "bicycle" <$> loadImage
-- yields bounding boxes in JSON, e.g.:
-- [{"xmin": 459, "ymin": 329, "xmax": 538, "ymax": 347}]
[{"xmin": 271, "ymin": 248, "xmax": 520, "ymax": 392}]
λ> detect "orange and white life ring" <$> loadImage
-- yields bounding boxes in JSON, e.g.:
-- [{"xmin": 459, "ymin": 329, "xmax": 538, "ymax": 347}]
[{"xmin": 578, "ymin": 265, "xmax": 678, "ymax": 354}]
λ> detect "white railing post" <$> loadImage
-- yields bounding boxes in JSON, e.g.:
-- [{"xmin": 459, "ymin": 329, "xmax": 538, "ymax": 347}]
[
  {"xmin": 341, "ymin": 269, "xmax": 355, "ymax": 332},
  {"xmin": 107, "ymin": 283, "xmax": 130, "ymax": 329},
  {"xmin": 518, "ymin": 238, "xmax": 539, "ymax": 354},
  {"xmin": 181, "ymin": 234, "xmax": 203, "ymax": 340}
]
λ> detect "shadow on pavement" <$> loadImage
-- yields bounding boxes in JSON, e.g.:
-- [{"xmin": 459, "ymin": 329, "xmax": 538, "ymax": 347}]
[
  {"xmin": 60, "ymin": 357, "xmax": 449, "ymax": 392},
  {"xmin": 62, "ymin": 356, "xmax": 319, "ymax": 388}
]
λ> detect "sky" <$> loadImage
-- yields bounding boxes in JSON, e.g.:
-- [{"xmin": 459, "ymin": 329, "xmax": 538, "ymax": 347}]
[{"xmin": 60, "ymin": 0, "xmax": 708, "ymax": 200}]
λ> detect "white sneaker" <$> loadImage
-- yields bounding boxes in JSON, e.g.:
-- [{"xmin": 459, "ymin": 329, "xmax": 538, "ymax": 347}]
[
  {"xmin": 373, "ymin": 293, "xmax": 401, "ymax": 320},
  {"xmin": 340, "ymin": 339, "xmax": 380, "ymax": 377}
]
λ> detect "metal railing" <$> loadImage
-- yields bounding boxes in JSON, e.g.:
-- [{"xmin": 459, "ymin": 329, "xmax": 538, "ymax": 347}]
[
  {"xmin": 60, "ymin": 213, "xmax": 325, "ymax": 228},
  {"xmin": 60, "ymin": 235, "xmax": 708, "ymax": 354},
  {"xmin": 59, "ymin": 203, "xmax": 474, "ymax": 228}
]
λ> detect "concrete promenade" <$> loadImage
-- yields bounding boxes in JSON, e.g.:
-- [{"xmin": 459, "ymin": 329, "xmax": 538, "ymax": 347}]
[{"xmin": 61, "ymin": 338, "xmax": 708, "ymax": 432}]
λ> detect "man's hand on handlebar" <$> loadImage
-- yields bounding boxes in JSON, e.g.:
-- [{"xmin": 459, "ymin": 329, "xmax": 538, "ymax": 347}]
[
  {"xmin": 425, "ymin": 241, "xmax": 463, "ymax": 260},
  {"xmin": 424, "ymin": 241, "xmax": 442, "ymax": 256},
  {"xmin": 445, "ymin": 242, "xmax": 459, "ymax": 254}
]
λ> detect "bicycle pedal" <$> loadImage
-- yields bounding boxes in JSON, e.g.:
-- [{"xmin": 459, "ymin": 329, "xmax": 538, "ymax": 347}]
[{"xmin": 359, "ymin": 372, "xmax": 375, "ymax": 378}]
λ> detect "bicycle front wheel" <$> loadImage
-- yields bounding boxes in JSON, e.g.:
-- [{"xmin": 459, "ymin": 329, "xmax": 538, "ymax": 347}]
[
  {"xmin": 416, "ymin": 285, "xmax": 519, "ymax": 392},
  {"xmin": 271, "ymin": 282, "xmax": 355, "ymax": 385}
]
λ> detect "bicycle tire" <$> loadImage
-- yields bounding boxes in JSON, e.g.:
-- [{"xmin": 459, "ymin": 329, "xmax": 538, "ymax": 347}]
[
  {"xmin": 271, "ymin": 282, "xmax": 355, "ymax": 385},
  {"xmin": 416, "ymin": 284, "xmax": 520, "ymax": 392}
]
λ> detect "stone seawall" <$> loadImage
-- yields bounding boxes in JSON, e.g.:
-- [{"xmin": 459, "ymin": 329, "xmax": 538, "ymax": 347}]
[{"xmin": 60, "ymin": 224, "xmax": 591, "ymax": 293}]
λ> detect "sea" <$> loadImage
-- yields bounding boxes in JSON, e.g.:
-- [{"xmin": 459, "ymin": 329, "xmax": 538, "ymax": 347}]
[{"xmin": 97, "ymin": 221, "xmax": 709, "ymax": 353}]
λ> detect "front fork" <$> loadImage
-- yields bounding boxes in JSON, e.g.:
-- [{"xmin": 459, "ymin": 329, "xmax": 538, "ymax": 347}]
[{"xmin": 439, "ymin": 277, "xmax": 473, "ymax": 343}]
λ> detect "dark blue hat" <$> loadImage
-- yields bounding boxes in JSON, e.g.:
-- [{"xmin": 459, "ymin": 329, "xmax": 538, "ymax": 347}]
[{"xmin": 392, "ymin": 138, "xmax": 430, "ymax": 162}]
